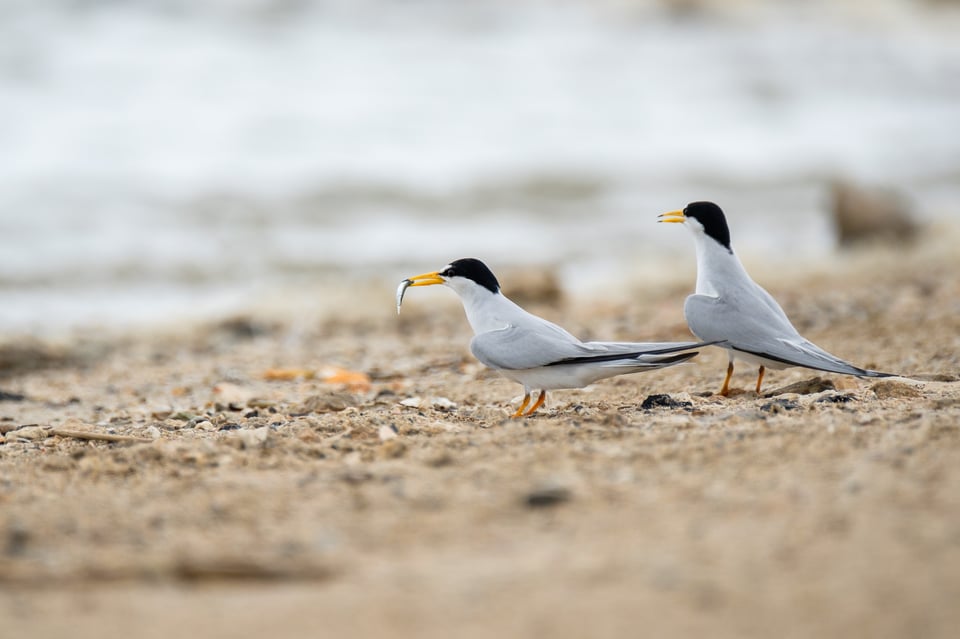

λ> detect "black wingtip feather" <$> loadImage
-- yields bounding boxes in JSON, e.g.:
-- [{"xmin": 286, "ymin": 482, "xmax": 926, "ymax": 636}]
[
  {"xmin": 739, "ymin": 347, "xmax": 898, "ymax": 379},
  {"xmin": 545, "ymin": 350, "xmax": 698, "ymax": 367}
]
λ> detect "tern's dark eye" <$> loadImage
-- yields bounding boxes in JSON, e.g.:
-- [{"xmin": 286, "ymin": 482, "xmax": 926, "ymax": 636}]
[{"xmin": 440, "ymin": 268, "xmax": 453, "ymax": 278}]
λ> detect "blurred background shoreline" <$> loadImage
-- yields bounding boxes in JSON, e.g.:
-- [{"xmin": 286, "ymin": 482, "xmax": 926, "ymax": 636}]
[{"xmin": 1, "ymin": 0, "xmax": 959, "ymax": 335}]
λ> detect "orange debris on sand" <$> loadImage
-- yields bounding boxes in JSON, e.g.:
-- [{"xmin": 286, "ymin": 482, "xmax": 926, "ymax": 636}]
[
  {"xmin": 263, "ymin": 366, "xmax": 371, "ymax": 391},
  {"xmin": 262, "ymin": 368, "xmax": 316, "ymax": 381}
]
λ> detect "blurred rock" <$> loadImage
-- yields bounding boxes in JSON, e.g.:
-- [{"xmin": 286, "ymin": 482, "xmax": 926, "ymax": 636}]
[
  {"xmin": 501, "ymin": 267, "xmax": 564, "ymax": 307},
  {"xmin": 296, "ymin": 391, "xmax": 356, "ymax": 414},
  {"xmin": 765, "ymin": 377, "xmax": 835, "ymax": 397},
  {"xmin": 0, "ymin": 340, "xmax": 73, "ymax": 378},
  {"xmin": 830, "ymin": 181, "xmax": 918, "ymax": 247},
  {"xmin": 379, "ymin": 439, "xmax": 407, "ymax": 459},
  {"xmin": 525, "ymin": 483, "xmax": 572, "ymax": 509},
  {"xmin": 12, "ymin": 426, "xmax": 49, "ymax": 441},
  {"xmin": 911, "ymin": 373, "xmax": 960, "ymax": 382},
  {"xmin": 231, "ymin": 426, "xmax": 271, "ymax": 450},
  {"xmin": 871, "ymin": 380, "xmax": 923, "ymax": 399},
  {"xmin": 212, "ymin": 382, "xmax": 252, "ymax": 408},
  {"xmin": 207, "ymin": 315, "xmax": 278, "ymax": 341}
]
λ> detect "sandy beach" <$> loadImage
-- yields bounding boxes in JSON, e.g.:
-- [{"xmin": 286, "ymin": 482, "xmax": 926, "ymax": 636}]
[{"xmin": 1, "ymin": 223, "xmax": 959, "ymax": 638}]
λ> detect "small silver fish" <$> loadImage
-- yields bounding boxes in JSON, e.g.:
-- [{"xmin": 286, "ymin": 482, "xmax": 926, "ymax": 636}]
[{"xmin": 396, "ymin": 279, "xmax": 412, "ymax": 314}]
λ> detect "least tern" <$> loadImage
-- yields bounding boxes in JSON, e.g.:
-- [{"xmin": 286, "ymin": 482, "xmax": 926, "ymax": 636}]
[
  {"xmin": 659, "ymin": 202, "xmax": 895, "ymax": 395},
  {"xmin": 398, "ymin": 258, "xmax": 710, "ymax": 417}
]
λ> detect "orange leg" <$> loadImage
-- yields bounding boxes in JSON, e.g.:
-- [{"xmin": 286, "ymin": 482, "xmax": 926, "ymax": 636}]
[
  {"xmin": 719, "ymin": 361, "xmax": 734, "ymax": 397},
  {"xmin": 755, "ymin": 366, "xmax": 766, "ymax": 394},
  {"xmin": 524, "ymin": 390, "xmax": 547, "ymax": 417},
  {"xmin": 511, "ymin": 392, "xmax": 532, "ymax": 418}
]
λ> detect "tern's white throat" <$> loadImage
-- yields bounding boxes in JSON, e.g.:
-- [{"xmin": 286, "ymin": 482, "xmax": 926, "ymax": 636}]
[{"xmin": 445, "ymin": 277, "xmax": 515, "ymax": 335}]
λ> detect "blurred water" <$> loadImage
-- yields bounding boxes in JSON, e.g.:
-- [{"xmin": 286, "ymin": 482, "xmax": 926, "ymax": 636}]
[{"xmin": 1, "ymin": 0, "xmax": 959, "ymax": 333}]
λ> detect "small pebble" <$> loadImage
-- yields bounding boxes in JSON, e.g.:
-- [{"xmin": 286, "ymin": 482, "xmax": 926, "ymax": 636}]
[
  {"xmin": 431, "ymin": 397, "xmax": 457, "ymax": 410},
  {"xmin": 400, "ymin": 397, "xmax": 456, "ymax": 410},
  {"xmin": 232, "ymin": 426, "xmax": 271, "ymax": 449},
  {"xmin": 378, "ymin": 424, "xmax": 398, "ymax": 441}
]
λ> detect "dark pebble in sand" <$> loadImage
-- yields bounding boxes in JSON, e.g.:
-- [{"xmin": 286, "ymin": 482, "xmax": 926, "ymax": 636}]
[
  {"xmin": 815, "ymin": 393, "xmax": 856, "ymax": 404},
  {"xmin": 760, "ymin": 399, "xmax": 800, "ymax": 413},
  {"xmin": 0, "ymin": 390, "xmax": 26, "ymax": 402},
  {"xmin": 5, "ymin": 525, "xmax": 30, "ymax": 556},
  {"xmin": 219, "ymin": 423, "xmax": 242, "ymax": 431},
  {"xmin": 525, "ymin": 486, "xmax": 572, "ymax": 509},
  {"xmin": 641, "ymin": 394, "xmax": 693, "ymax": 410}
]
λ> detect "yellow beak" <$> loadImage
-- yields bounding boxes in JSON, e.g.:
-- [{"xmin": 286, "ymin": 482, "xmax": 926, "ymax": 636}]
[
  {"xmin": 396, "ymin": 271, "xmax": 445, "ymax": 313},
  {"xmin": 658, "ymin": 210, "xmax": 686, "ymax": 224},
  {"xmin": 404, "ymin": 271, "xmax": 445, "ymax": 287}
]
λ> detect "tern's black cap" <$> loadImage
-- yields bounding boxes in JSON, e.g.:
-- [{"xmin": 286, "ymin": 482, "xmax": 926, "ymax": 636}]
[
  {"xmin": 441, "ymin": 258, "xmax": 500, "ymax": 294},
  {"xmin": 685, "ymin": 201, "xmax": 732, "ymax": 251}
]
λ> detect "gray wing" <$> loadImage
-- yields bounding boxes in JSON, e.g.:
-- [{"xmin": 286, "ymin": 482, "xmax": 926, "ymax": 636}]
[
  {"xmin": 685, "ymin": 294, "xmax": 892, "ymax": 377},
  {"xmin": 470, "ymin": 325, "xmax": 591, "ymax": 371},
  {"xmin": 470, "ymin": 324, "xmax": 707, "ymax": 371}
]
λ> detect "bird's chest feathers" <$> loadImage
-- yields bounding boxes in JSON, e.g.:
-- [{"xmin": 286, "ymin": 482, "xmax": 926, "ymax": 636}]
[
  {"xmin": 695, "ymin": 240, "xmax": 747, "ymax": 299},
  {"xmin": 462, "ymin": 295, "xmax": 515, "ymax": 335}
]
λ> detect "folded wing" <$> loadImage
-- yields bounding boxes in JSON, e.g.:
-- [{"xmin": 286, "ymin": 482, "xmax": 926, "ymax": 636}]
[
  {"xmin": 685, "ymin": 294, "xmax": 893, "ymax": 378},
  {"xmin": 470, "ymin": 324, "xmax": 708, "ymax": 371}
]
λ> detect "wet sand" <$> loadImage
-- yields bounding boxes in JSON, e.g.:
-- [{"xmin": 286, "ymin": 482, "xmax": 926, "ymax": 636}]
[{"xmin": 1, "ymin": 228, "xmax": 959, "ymax": 638}]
